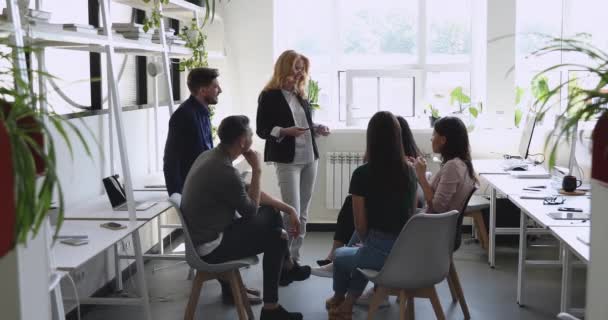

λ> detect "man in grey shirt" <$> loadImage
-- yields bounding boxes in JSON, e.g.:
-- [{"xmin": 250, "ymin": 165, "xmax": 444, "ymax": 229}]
[{"xmin": 181, "ymin": 115, "xmax": 310, "ymax": 320}]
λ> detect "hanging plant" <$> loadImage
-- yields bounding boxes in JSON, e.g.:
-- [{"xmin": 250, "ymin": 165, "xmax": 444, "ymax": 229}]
[
  {"xmin": 0, "ymin": 45, "xmax": 92, "ymax": 251},
  {"xmin": 142, "ymin": 0, "xmax": 170, "ymax": 33},
  {"xmin": 178, "ymin": 18, "xmax": 209, "ymax": 72}
]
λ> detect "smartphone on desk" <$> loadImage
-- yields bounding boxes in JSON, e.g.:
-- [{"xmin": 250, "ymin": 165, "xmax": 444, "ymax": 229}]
[
  {"xmin": 60, "ymin": 238, "xmax": 89, "ymax": 246},
  {"xmin": 100, "ymin": 222, "xmax": 127, "ymax": 230}
]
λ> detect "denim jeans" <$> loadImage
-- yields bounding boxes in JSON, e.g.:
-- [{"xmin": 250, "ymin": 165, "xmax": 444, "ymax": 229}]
[{"xmin": 333, "ymin": 230, "xmax": 397, "ymax": 296}]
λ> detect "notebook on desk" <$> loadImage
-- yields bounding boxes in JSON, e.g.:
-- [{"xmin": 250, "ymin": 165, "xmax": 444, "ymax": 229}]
[{"xmin": 509, "ymin": 171, "xmax": 551, "ymax": 179}]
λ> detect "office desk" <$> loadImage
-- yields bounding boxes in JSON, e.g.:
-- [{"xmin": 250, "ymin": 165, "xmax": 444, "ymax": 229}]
[
  {"xmin": 551, "ymin": 226, "xmax": 590, "ymax": 314},
  {"xmin": 473, "ymin": 159, "xmax": 548, "ymax": 175},
  {"xmin": 63, "ymin": 192, "xmax": 171, "ymax": 221},
  {"xmin": 509, "ymin": 193, "xmax": 590, "ymax": 306},
  {"xmin": 482, "ymin": 174, "xmax": 555, "ymax": 267},
  {"xmin": 53, "ymin": 220, "xmax": 146, "ymax": 271}
]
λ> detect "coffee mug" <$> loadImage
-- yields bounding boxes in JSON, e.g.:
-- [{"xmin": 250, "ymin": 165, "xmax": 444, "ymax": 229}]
[{"xmin": 562, "ymin": 175, "xmax": 582, "ymax": 192}]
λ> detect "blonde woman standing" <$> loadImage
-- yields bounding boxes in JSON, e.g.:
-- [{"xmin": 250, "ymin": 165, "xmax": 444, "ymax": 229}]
[{"xmin": 256, "ymin": 50, "xmax": 330, "ymax": 266}]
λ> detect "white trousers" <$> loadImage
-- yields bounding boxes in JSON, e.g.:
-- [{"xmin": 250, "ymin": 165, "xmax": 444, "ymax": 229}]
[{"xmin": 275, "ymin": 160, "xmax": 318, "ymax": 261}]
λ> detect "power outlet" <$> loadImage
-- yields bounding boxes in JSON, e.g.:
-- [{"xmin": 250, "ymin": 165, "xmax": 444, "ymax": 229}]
[{"xmin": 120, "ymin": 240, "xmax": 132, "ymax": 254}]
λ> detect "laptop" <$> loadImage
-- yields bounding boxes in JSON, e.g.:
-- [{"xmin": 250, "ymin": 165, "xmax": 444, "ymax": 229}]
[{"xmin": 103, "ymin": 175, "xmax": 157, "ymax": 211}]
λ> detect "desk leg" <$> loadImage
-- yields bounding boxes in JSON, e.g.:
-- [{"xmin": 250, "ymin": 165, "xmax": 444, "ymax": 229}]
[
  {"xmin": 157, "ymin": 214, "xmax": 164, "ymax": 255},
  {"xmin": 517, "ymin": 211, "xmax": 528, "ymax": 306},
  {"xmin": 132, "ymin": 230, "xmax": 152, "ymax": 320},
  {"xmin": 560, "ymin": 246, "xmax": 573, "ymax": 312},
  {"xmin": 51, "ymin": 286, "xmax": 66, "ymax": 320},
  {"xmin": 489, "ymin": 188, "xmax": 497, "ymax": 268},
  {"xmin": 114, "ymin": 243, "xmax": 123, "ymax": 292}
]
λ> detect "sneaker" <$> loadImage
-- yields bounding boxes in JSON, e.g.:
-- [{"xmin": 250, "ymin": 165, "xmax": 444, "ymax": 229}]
[
  {"xmin": 355, "ymin": 287, "xmax": 390, "ymax": 308},
  {"xmin": 279, "ymin": 262, "xmax": 311, "ymax": 286},
  {"xmin": 311, "ymin": 262, "xmax": 333, "ymax": 278},
  {"xmin": 260, "ymin": 305, "xmax": 303, "ymax": 320},
  {"xmin": 316, "ymin": 259, "xmax": 332, "ymax": 266}
]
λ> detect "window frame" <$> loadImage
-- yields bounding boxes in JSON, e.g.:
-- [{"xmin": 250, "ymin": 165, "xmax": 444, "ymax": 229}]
[{"xmin": 275, "ymin": 0, "xmax": 477, "ymax": 127}]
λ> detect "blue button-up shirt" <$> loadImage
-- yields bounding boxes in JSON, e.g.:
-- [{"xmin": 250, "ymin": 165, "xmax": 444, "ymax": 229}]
[{"xmin": 163, "ymin": 95, "xmax": 214, "ymax": 195}]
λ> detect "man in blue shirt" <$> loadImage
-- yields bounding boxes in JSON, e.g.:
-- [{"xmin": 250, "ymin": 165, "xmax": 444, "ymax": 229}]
[
  {"xmin": 164, "ymin": 67, "xmax": 219, "ymax": 196},
  {"xmin": 163, "ymin": 68, "xmax": 261, "ymax": 304}
]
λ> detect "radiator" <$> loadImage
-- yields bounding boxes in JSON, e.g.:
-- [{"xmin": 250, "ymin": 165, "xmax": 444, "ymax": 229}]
[{"xmin": 326, "ymin": 152, "xmax": 365, "ymax": 209}]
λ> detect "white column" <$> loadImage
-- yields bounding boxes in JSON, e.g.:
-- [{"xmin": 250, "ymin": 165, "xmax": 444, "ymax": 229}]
[
  {"xmin": 586, "ymin": 180, "xmax": 608, "ymax": 319},
  {"xmin": 485, "ymin": 0, "xmax": 516, "ymax": 128}
]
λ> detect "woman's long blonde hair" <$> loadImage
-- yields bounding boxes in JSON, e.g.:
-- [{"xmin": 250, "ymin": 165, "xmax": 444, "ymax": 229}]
[{"xmin": 263, "ymin": 50, "xmax": 310, "ymax": 98}]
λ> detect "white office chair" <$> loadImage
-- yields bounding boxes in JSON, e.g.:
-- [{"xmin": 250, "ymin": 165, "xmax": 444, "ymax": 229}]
[{"xmin": 557, "ymin": 313, "xmax": 581, "ymax": 320}]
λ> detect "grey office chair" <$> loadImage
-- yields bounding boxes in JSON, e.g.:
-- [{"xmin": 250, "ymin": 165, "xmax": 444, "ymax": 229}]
[
  {"xmin": 168, "ymin": 194, "xmax": 259, "ymax": 320},
  {"xmin": 359, "ymin": 210, "xmax": 459, "ymax": 320}
]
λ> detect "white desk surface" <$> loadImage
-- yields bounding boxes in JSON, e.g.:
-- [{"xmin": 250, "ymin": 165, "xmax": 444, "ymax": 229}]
[
  {"xmin": 509, "ymin": 195, "xmax": 591, "ymax": 228},
  {"xmin": 482, "ymin": 174, "xmax": 555, "ymax": 196},
  {"xmin": 550, "ymin": 226, "xmax": 590, "ymax": 262},
  {"xmin": 63, "ymin": 191, "xmax": 171, "ymax": 221},
  {"xmin": 52, "ymin": 220, "xmax": 146, "ymax": 270}
]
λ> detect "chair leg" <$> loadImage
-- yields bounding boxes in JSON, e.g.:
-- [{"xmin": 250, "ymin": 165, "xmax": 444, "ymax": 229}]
[
  {"xmin": 398, "ymin": 291, "xmax": 408, "ymax": 320},
  {"xmin": 446, "ymin": 275, "xmax": 458, "ymax": 303},
  {"xmin": 406, "ymin": 297, "xmax": 415, "ymax": 320},
  {"xmin": 235, "ymin": 270, "xmax": 254, "ymax": 320},
  {"xmin": 473, "ymin": 211, "xmax": 489, "ymax": 251},
  {"xmin": 449, "ymin": 261, "xmax": 471, "ymax": 320},
  {"xmin": 228, "ymin": 271, "xmax": 248, "ymax": 320},
  {"xmin": 427, "ymin": 286, "xmax": 446, "ymax": 320},
  {"xmin": 367, "ymin": 286, "xmax": 389, "ymax": 320},
  {"xmin": 184, "ymin": 272, "xmax": 205, "ymax": 320}
]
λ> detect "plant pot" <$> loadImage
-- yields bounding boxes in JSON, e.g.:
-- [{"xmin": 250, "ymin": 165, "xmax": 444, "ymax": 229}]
[
  {"xmin": 1, "ymin": 100, "xmax": 45, "ymax": 175},
  {"xmin": 429, "ymin": 116, "xmax": 440, "ymax": 128},
  {"xmin": 592, "ymin": 112, "xmax": 608, "ymax": 184},
  {"xmin": 0, "ymin": 122, "xmax": 15, "ymax": 258}
]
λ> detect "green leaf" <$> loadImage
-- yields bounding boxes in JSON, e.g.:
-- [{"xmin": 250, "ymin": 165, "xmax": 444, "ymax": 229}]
[
  {"xmin": 514, "ymin": 108, "xmax": 523, "ymax": 127},
  {"xmin": 515, "ymin": 86, "xmax": 525, "ymax": 105},
  {"xmin": 469, "ymin": 106, "xmax": 479, "ymax": 118}
]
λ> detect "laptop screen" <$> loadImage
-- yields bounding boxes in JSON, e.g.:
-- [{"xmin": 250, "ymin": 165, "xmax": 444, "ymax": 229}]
[{"xmin": 102, "ymin": 175, "xmax": 127, "ymax": 208}]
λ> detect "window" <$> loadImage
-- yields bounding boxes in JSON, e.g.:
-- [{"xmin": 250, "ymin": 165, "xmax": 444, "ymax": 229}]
[{"xmin": 275, "ymin": 0, "xmax": 478, "ymax": 127}]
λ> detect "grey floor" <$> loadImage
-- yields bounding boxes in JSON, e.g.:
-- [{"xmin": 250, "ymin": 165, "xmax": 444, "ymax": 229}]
[{"xmin": 79, "ymin": 232, "xmax": 587, "ymax": 320}]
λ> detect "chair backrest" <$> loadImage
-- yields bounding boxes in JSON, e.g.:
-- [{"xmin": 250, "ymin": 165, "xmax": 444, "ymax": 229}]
[
  {"xmin": 454, "ymin": 186, "xmax": 478, "ymax": 252},
  {"xmin": 168, "ymin": 193, "xmax": 211, "ymax": 270},
  {"xmin": 372, "ymin": 210, "xmax": 459, "ymax": 289}
]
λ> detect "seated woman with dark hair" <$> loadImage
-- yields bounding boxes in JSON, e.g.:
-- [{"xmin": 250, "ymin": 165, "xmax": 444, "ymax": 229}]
[
  {"xmin": 313, "ymin": 116, "xmax": 422, "ymax": 272},
  {"xmin": 324, "ymin": 111, "xmax": 417, "ymax": 320},
  {"xmin": 413, "ymin": 116, "xmax": 477, "ymax": 216}
]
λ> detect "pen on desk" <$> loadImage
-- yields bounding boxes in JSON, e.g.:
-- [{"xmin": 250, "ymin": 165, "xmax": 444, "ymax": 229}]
[
  {"xmin": 523, "ymin": 188, "xmax": 542, "ymax": 192},
  {"xmin": 528, "ymin": 185, "xmax": 546, "ymax": 189}
]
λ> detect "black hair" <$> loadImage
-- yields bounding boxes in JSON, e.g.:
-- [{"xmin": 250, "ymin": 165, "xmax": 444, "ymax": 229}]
[
  {"xmin": 366, "ymin": 111, "xmax": 415, "ymax": 193},
  {"xmin": 396, "ymin": 116, "xmax": 422, "ymax": 158},
  {"xmin": 187, "ymin": 68, "xmax": 219, "ymax": 93},
  {"xmin": 218, "ymin": 115, "xmax": 250, "ymax": 145},
  {"xmin": 433, "ymin": 116, "xmax": 477, "ymax": 181}
]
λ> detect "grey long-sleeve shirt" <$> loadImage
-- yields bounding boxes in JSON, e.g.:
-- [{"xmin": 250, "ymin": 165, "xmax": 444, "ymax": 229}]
[{"xmin": 181, "ymin": 145, "xmax": 257, "ymax": 247}]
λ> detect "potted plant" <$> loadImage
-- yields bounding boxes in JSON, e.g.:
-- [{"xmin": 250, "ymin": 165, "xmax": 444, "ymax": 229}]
[
  {"xmin": 307, "ymin": 79, "xmax": 321, "ymax": 111},
  {"xmin": 531, "ymin": 37, "xmax": 607, "ymax": 174},
  {"xmin": 0, "ymin": 45, "xmax": 91, "ymax": 257},
  {"xmin": 450, "ymin": 86, "xmax": 471, "ymax": 114},
  {"xmin": 426, "ymin": 103, "xmax": 440, "ymax": 127}
]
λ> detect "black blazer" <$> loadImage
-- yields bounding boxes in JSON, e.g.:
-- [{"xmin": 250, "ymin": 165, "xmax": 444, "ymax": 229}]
[{"xmin": 256, "ymin": 89, "xmax": 319, "ymax": 163}]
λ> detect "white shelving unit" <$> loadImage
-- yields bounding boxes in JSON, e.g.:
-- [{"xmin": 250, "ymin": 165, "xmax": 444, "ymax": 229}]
[{"xmin": 2, "ymin": 0, "xmax": 214, "ymax": 319}]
